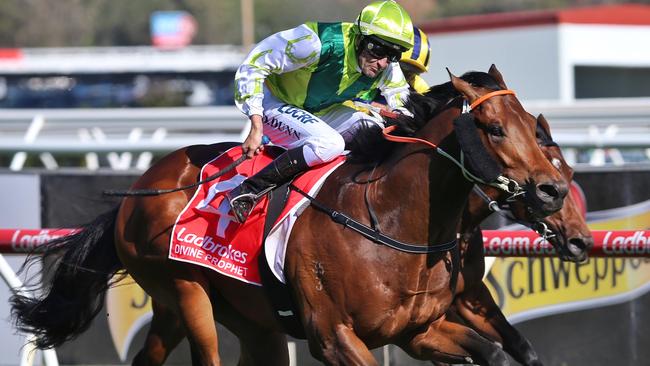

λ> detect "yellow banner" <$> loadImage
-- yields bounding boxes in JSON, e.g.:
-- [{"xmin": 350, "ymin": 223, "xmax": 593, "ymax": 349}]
[
  {"xmin": 487, "ymin": 202, "xmax": 650, "ymax": 322},
  {"xmin": 106, "ymin": 276, "xmax": 152, "ymax": 361}
]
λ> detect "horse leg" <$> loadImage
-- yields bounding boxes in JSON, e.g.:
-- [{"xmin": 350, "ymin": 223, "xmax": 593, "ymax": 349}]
[
  {"xmin": 207, "ymin": 289, "xmax": 289, "ymax": 366},
  {"xmin": 236, "ymin": 330, "xmax": 289, "ymax": 366},
  {"xmin": 454, "ymin": 282, "xmax": 542, "ymax": 366},
  {"xmin": 401, "ymin": 319, "xmax": 508, "ymax": 366},
  {"xmin": 307, "ymin": 324, "xmax": 377, "ymax": 366},
  {"xmin": 132, "ymin": 300, "xmax": 185, "ymax": 366},
  {"xmin": 169, "ymin": 270, "xmax": 222, "ymax": 366},
  {"xmin": 128, "ymin": 260, "xmax": 221, "ymax": 364}
]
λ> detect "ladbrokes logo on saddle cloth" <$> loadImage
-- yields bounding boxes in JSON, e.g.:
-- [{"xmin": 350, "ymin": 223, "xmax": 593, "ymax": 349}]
[{"xmin": 169, "ymin": 147, "xmax": 344, "ymax": 285}]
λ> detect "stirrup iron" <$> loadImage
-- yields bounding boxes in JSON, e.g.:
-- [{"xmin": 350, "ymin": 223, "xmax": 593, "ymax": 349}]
[{"xmin": 228, "ymin": 186, "xmax": 275, "ymax": 223}]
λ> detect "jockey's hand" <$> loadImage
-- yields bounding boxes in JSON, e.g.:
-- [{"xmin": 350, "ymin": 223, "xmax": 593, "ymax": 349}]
[{"xmin": 242, "ymin": 114, "xmax": 265, "ymax": 159}]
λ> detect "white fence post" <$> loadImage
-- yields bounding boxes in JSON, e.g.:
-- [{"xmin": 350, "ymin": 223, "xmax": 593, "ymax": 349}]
[
  {"xmin": 0, "ymin": 254, "xmax": 58, "ymax": 366},
  {"xmin": 10, "ymin": 115, "xmax": 45, "ymax": 171}
]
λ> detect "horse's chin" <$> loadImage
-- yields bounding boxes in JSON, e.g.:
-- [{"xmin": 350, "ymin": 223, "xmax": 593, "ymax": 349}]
[{"xmin": 545, "ymin": 225, "xmax": 591, "ymax": 263}]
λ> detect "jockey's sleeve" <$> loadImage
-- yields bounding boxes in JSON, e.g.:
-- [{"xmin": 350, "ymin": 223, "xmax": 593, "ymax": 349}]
[
  {"xmin": 377, "ymin": 62, "xmax": 410, "ymax": 110},
  {"xmin": 234, "ymin": 24, "xmax": 321, "ymax": 117}
]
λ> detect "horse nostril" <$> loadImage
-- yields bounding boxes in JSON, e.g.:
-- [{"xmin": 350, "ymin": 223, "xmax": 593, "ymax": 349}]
[
  {"xmin": 537, "ymin": 182, "xmax": 568, "ymax": 201},
  {"xmin": 538, "ymin": 183, "xmax": 558, "ymax": 198},
  {"xmin": 568, "ymin": 236, "xmax": 594, "ymax": 254}
]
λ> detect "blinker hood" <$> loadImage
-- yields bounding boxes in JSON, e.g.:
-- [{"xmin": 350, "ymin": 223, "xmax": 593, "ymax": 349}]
[{"xmin": 452, "ymin": 112, "xmax": 503, "ymax": 183}]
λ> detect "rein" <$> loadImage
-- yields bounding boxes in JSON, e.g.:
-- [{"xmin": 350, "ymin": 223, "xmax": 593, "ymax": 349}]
[
  {"xmin": 382, "ymin": 89, "xmax": 524, "ymax": 199},
  {"xmin": 282, "ymin": 90, "xmax": 517, "ymax": 255},
  {"xmin": 289, "ymin": 184, "xmax": 457, "ymax": 254}
]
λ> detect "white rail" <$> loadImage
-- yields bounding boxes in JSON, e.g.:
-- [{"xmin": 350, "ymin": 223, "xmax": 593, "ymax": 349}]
[{"xmin": 0, "ymin": 99, "xmax": 648, "ymax": 170}]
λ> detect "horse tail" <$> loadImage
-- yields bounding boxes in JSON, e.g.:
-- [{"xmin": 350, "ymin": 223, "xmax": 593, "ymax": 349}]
[{"xmin": 11, "ymin": 206, "xmax": 124, "ymax": 349}]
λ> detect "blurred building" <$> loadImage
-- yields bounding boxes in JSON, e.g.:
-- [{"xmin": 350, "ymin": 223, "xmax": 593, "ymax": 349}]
[
  {"xmin": 0, "ymin": 45, "xmax": 245, "ymax": 108},
  {"xmin": 420, "ymin": 3, "xmax": 650, "ymax": 102}
]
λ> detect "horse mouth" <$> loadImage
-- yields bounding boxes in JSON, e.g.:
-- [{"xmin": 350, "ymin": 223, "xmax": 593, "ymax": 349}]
[{"xmin": 544, "ymin": 223, "xmax": 593, "ymax": 263}]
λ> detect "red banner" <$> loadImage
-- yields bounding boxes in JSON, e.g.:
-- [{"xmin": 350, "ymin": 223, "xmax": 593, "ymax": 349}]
[
  {"xmin": 1, "ymin": 229, "xmax": 649, "ymax": 257},
  {"xmin": 483, "ymin": 230, "xmax": 650, "ymax": 257},
  {"xmin": 0, "ymin": 228, "xmax": 76, "ymax": 253}
]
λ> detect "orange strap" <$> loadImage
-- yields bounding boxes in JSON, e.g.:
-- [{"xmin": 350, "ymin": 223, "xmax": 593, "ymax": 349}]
[
  {"xmin": 382, "ymin": 125, "xmax": 439, "ymax": 150},
  {"xmin": 381, "ymin": 89, "xmax": 516, "ymax": 148},
  {"xmin": 469, "ymin": 89, "xmax": 515, "ymax": 110}
]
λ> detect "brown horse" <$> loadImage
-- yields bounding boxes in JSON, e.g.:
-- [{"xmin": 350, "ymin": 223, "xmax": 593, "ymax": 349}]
[
  {"xmin": 445, "ymin": 114, "xmax": 593, "ymax": 366},
  {"xmin": 11, "ymin": 65, "xmax": 567, "ymax": 365}
]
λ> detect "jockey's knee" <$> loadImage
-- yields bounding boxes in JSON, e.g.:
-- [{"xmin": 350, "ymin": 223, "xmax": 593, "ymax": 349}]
[{"xmin": 302, "ymin": 133, "xmax": 345, "ymax": 166}]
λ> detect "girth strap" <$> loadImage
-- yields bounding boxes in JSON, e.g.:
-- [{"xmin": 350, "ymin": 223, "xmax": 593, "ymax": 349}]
[{"xmin": 289, "ymin": 185, "xmax": 457, "ymax": 254}]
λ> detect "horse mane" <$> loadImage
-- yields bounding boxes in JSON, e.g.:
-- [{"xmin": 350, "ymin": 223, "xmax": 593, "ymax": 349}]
[{"xmin": 347, "ymin": 71, "xmax": 503, "ymax": 164}]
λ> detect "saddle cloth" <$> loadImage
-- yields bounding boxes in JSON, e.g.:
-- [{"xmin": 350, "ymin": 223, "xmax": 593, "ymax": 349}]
[{"xmin": 169, "ymin": 147, "xmax": 345, "ymax": 285}]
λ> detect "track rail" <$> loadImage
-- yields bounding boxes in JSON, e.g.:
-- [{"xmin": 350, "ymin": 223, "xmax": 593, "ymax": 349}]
[{"xmin": 1, "ymin": 229, "xmax": 649, "ymax": 257}]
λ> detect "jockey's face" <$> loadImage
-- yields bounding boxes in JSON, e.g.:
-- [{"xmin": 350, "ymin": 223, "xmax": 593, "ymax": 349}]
[{"xmin": 358, "ymin": 49, "xmax": 390, "ymax": 78}]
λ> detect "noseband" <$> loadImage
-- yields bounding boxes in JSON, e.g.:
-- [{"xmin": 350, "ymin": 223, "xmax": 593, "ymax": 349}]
[
  {"xmin": 382, "ymin": 89, "xmax": 524, "ymax": 200},
  {"xmin": 471, "ymin": 184, "xmax": 556, "ymax": 240}
]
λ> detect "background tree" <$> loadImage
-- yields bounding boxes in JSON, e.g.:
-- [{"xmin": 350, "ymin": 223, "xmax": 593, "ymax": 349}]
[{"xmin": 0, "ymin": 0, "xmax": 647, "ymax": 47}]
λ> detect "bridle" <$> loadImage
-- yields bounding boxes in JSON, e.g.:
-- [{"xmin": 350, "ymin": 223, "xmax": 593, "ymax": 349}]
[
  {"xmin": 471, "ymin": 184, "xmax": 556, "ymax": 240},
  {"xmin": 382, "ymin": 89, "xmax": 525, "ymax": 201},
  {"xmin": 468, "ymin": 117, "xmax": 563, "ymax": 240},
  {"xmin": 382, "ymin": 89, "xmax": 557, "ymax": 239}
]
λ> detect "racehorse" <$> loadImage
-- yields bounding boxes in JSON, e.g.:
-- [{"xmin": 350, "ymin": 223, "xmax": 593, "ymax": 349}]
[
  {"xmin": 11, "ymin": 65, "xmax": 568, "ymax": 365},
  {"xmin": 441, "ymin": 113, "xmax": 593, "ymax": 366}
]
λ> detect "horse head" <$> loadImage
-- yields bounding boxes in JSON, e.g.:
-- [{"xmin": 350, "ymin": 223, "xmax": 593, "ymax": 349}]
[
  {"xmin": 464, "ymin": 110, "xmax": 593, "ymax": 262},
  {"xmin": 518, "ymin": 114, "xmax": 593, "ymax": 261},
  {"xmin": 445, "ymin": 65, "xmax": 568, "ymax": 220}
]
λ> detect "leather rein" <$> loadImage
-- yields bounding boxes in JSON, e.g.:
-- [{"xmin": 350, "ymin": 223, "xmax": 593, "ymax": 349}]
[
  {"xmin": 382, "ymin": 89, "xmax": 523, "ymax": 198},
  {"xmin": 290, "ymin": 89, "xmax": 517, "ymax": 255}
]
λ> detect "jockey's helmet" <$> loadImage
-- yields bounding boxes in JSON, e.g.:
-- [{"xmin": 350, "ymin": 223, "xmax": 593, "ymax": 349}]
[
  {"xmin": 356, "ymin": 0, "xmax": 414, "ymax": 52},
  {"xmin": 400, "ymin": 26, "xmax": 430, "ymax": 73}
]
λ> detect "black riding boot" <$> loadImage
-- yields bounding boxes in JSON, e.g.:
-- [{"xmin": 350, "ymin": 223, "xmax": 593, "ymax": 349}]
[{"xmin": 227, "ymin": 147, "xmax": 309, "ymax": 223}]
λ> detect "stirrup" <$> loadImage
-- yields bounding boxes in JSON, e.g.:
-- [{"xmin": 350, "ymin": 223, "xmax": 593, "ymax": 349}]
[
  {"xmin": 227, "ymin": 185, "xmax": 275, "ymax": 223},
  {"xmin": 228, "ymin": 192, "xmax": 257, "ymax": 223}
]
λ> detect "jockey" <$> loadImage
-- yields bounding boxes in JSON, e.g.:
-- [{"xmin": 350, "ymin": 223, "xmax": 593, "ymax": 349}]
[
  {"xmin": 228, "ymin": 0, "xmax": 415, "ymax": 223},
  {"xmin": 399, "ymin": 26, "xmax": 431, "ymax": 93}
]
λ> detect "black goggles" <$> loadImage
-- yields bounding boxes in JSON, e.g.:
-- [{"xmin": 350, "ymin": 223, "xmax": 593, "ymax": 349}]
[{"xmin": 360, "ymin": 37, "xmax": 402, "ymax": 62}]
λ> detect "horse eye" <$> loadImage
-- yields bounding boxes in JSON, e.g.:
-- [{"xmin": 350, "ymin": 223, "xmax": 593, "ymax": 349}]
[
  {"xmin": 552, "ymin": 158, "xmax": 562, "ymax": 170},
  {"xmin": 487, "ymin": 124, "xmax": 505, "ymax": 137}
]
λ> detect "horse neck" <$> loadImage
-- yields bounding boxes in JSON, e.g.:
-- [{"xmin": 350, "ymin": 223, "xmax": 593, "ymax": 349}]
[
  {"xmin": 374, "ymin": 107, "xmax": 475, "ymax": 245},
  {"xmin": 460, "ymin": 187, "xmax": 497, "ymax": 236}
]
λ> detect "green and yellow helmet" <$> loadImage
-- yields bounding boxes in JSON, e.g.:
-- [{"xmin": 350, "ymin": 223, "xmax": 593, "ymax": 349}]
[
  {"xmin": 400, "ymin": 26, "xmax": 431, "ymax": 73},
  {"xmin": 356, "ymin": 1, "xmax": 414, "ymax": 51}
]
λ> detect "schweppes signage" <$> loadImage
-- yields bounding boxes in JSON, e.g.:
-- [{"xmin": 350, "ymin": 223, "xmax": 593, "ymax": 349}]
[
  {"xmin": 106, "ymin": 277, "xmax": 152, "ymax": 361},
  {"xmin": 486, "ymin": 198, "xmax": 650, "ymax": 323}
]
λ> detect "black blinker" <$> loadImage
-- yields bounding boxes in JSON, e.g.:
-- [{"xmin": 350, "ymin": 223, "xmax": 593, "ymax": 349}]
[{"xmin": 453, "ymin": 113, "xmax": 503, "ymax": 183}]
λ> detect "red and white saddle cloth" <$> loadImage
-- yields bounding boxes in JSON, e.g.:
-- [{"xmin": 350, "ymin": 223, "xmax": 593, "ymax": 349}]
[{"xmin": 169, "ymin": 147, "xmax": 345, "ymax": 285}]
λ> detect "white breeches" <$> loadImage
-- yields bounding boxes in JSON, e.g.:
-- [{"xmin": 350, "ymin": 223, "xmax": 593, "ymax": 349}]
[{"xmin": 260, "ymin": 86, "xmax": 384, "ymax": 167}]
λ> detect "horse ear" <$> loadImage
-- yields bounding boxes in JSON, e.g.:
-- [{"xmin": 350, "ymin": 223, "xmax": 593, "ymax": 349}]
[
  {"xmin": 488, "ymin": 64, "xmax": 508, "ymax": 89},
  {"xmin": 537, "ymin": 113, "xmax": 553, "ymax": 139},
  {"xmin": 447, "ymin": 68, "xmax": 480, "ymax": 101}
]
